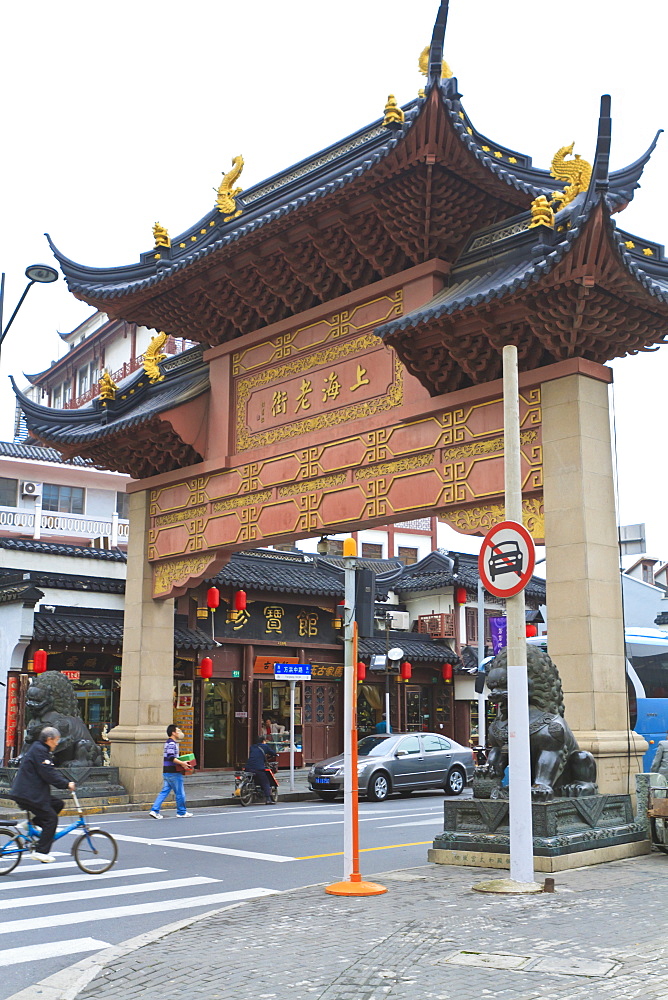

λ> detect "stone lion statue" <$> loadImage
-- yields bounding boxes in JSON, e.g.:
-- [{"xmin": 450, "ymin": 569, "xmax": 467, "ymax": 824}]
[
  {"xmin": 17, "ymin": 672, "xmax": 103, "ymax": 767},
  {"xmin": 477, "ymin": 644, "xmax": 597, "ymax": 800}
]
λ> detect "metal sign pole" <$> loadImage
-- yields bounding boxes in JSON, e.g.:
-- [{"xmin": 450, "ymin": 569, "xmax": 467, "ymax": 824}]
[
  {"xmin": 289, "ymin": 679, "xmax": 296, "ymax": 792},
  {"xmin": 502, "ymin": 344, "xmax": 535, "ymax": 887}
]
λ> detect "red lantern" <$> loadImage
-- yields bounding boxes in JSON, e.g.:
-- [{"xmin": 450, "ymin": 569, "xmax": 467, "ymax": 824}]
[
  {"xmin": 234, "ymin": 590, "xmax": 247, "ymax": 611},
  {"xmin": 454, "ymin": 586, "xmax": 467, "ymax": 605},
  {"xmin": 357, "ymin": 661, "xmax": 366, "ymax": 682},
  {"xmin": 400, "ymin": 661, "xmax": 412, "ymax": 681},
  {"xmin": 33, "ymin": 649, "xmax": 48, "ymax": 674},
  {"xmin": 442, "ymin": 662, "xmax": 453, "ymax": 683},
  {"xmin": 207, "ymin": 587, "xmax": 220, "ymax": 610},
  {"xmin": 525, "ymin": 623, "xmax": 538, "ymax": 638},
  {"xmin": 199, "ymin": 657, "xmax": 213, "ymax": 679}
]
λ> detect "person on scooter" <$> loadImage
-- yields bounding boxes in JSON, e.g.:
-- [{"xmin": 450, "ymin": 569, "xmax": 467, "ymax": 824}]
[{"xmin": 245, "ymin": 734, "xmax": 277, "ymax": 804}]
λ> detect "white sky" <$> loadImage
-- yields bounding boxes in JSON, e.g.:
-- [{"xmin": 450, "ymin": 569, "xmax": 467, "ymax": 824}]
[{"xmin": 1, "ymin": 0, "xmax": 667, "ymax": 556}]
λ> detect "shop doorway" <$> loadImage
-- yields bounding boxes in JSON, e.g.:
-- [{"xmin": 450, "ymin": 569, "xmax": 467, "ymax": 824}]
[
  {"xmin": 303, "ymin": 682, "xmax": 341, "ymax": 762},
  {"xmin": 202, "ymin": 680, "xmax": 234, "ymax": 768},
  {"xmin": 405, "ymin": 685, "xmax": 433, "ymax": 733}
]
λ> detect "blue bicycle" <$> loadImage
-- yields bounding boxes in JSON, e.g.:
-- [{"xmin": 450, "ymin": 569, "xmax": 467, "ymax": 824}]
[{"xmin": 0, "ymin": 791, "xmax": 117, "ymax": 875}]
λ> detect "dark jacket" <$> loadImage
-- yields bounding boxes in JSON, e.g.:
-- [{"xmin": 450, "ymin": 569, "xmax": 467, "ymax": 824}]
[
  {"xmin": 246, "ymin": 742, "xmax": 275, "ymax": 772},
  {"xmin": 11, "ymin": 739, "xmax": 69, "ymax": 809}
]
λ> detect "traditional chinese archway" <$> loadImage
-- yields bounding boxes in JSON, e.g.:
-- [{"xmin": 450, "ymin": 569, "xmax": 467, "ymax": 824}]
[{"xmin": 20, "ymin": 2, "xmax": 666, "ymax": 800}]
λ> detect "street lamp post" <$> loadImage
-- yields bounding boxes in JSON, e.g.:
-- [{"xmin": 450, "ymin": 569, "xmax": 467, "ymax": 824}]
[{"xmin": 0, "ymin": 264, "xmax": 59, "ymax": 355}]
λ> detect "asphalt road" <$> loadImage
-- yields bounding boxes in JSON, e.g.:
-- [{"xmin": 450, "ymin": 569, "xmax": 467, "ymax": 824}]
[{"xmin": 0, "ymin": 789, "xmax": 466, "ymax": 999}]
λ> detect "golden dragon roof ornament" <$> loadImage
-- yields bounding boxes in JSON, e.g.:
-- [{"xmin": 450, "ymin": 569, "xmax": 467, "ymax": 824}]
[
  {"xmin": 98, "ymin": 369, "xmax": 118, "ymax": 401},
  {"xmin": 382, "ymin": 94, "xmax": 405, "ymax": 129},
  {"xmin": 215, "ymin": 155, "xmax": 244, "ymax": 217},
  {"xmin": 143, "ymin": 331, "xmax": 168, "ymax": 384},
  {"xmin": 550, "ymin": 143, "xmax": 592, "ymax": 211},
  {"xmin": 418, "ymin": 45, "xmax": 453, "ymax": 79},
  {"xmin": 152, "ymin": 222, "xmax": 171, "ymax": 248}
]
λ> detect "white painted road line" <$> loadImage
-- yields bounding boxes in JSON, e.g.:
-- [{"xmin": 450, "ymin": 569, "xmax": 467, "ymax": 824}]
[
  {"xmin": 0, "ymin": 876, "xmax": 219, "ymax": 910},
  {"xmin": 112, "ymin": 833, "xmax": 295, "ymax": 862},
  {"xmin": 162, "ymin": 810, "xmax": 443, "ymax": 842},
  {"xmin": 0, "ymin": 867, "xmax": 163, "ymax": 890},
  {"xmin": 0, "ymin": 938, "xmax": 109, "ymax": 968},
  {"xmin": 0, "ymin": 888, "xmax": 278, "ymax": 935},
  {"xmin": 378, "ymin": 819, "xmax": 445, "ymax": 828}
]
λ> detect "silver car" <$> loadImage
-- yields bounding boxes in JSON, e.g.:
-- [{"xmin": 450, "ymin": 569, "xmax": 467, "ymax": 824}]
[{"xmin": 308, "ymin": 732, "xmax": 475, "ymax": 802}]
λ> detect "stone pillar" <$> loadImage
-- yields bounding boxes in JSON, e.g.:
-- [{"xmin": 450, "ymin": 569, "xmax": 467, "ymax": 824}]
[
  {"xmin": 542, "ymin": 370, "xmax": 646, "ymax": 794},
  {"xmin": 108, "ymin": 489, "xmax": 174, "ymax": 802}
]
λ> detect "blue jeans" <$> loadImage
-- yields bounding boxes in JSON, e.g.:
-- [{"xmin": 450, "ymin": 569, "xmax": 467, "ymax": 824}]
[{"xmin": 152, "ymin": 772, "xmax": 187, "ymax": 815}]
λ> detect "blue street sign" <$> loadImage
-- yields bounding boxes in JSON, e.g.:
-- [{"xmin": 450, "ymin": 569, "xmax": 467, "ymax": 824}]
[{"xmin": 274, "ymin": 662, "xmax": 312, "ymax": 679}]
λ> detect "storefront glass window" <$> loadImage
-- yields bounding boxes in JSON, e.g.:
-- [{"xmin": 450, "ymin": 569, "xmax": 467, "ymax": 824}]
[{"xmin": 262, "ymin": 680, "xmax": 302, "ymax": 752}]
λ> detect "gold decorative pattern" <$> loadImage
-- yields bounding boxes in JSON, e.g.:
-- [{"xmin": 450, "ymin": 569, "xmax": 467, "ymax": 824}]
[
  {"xmin": 154, "ymin": 554, "xmax": 215, "ymax": 596},
  {"xmin": 440, "ymin": 497, "xmax": 544, "ymax": 541},
  {"xmin": 418, "ymin": 45, "xmax": 453, "ymax": 79},
  {"xmin": 212, "ymin": 490, "xmax": 271, "ymax": 512},
  {"xmin": 153, "ymin": 222, "xmax": 171, "ymax": 248},
  {"xmin": 232, "ymin": 291, "xmax": 403, "ymax": 376},
  {"xmin": 186, "ymin": 518, "xmax": 206, "ymax": 551},
  {"xmin": 155, "ymin": 505, "xmax": 207, "ymax": 527},
  {"xmin": 529, "ymin": 195, "xmax": 555, "ymax": 229},
  {"xmin": 143, "ymin": 332, "xmax": 168, "ymax": 384},
  {"xmin": 216, "ymin": 155, "xmax": 244, "ymax": 215},
  {"xmin": 354, "ymin": 453, "xmax": 434, "ymax": 480},
  {"xmin": 550, "ymin": 143, "xmax": 592, "ymax": 211},
  {"xmin": 441, "ymin": 437, "xmax": 503, "ymax": 462},
  {"xmin": 235, "ymin": 334, "xmax": 404, "ymax": 452},
  {"xmin": 278, "ymin": 474, "xmax": 346, "ymax": 498},
  {"xmin": 98, "ymin": 370, "xmax": 117, "ymax": 400},
  {"xmin": 382, "ymin": 94, "xmax": 404, "ymax": 128}
]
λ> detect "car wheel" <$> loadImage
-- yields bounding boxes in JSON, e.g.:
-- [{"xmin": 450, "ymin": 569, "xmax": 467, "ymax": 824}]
[
  {"xmin": 316, "ymin": 790, "xmax": 339, "ymax": 801},
  {"xmin": 445, "ymin": 767, "xmax": 465, "ymax": 796},
  {"xmin": 367, "ymin": 771, "xmax": 390, "ymax": 802}
]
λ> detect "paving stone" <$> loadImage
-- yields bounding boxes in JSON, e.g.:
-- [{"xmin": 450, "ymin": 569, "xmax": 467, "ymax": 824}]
[{"xmin": 47, "ymin": 854, "xmax": 668, "ymax": 1000}]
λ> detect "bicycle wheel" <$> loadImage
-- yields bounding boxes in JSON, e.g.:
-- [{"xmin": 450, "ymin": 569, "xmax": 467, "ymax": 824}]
[
  {"xmin": 0, "ymin": 828, "xmax": 24, "ymax": 875},
  {"xmin": 72, "ymin": 829, "xmax": 117, "ymax": 874}
]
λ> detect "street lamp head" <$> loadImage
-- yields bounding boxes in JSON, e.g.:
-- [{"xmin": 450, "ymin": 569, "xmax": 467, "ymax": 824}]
[
  {"xmin": 317, "ymin": 535, "xmax": 330, "ymax": 555},
  {"xmin": 25, "ymin": 264, "xmax": 58, "ymax": 284}
]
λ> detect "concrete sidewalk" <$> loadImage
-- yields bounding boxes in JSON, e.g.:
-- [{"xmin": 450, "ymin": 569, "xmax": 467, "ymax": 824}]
[{"xmin": 15, "ymin": 850, "xmax": 668, "ymax": 1000}]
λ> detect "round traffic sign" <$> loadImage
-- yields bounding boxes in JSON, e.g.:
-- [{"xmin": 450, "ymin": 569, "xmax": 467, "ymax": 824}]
[{"xmin": 478, "ymin": 520, "xmax": 536, "ymax": 598}]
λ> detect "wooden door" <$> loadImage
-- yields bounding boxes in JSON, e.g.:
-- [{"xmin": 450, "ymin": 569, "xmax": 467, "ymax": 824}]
[{"xmin": 303, "ymin": 682, "xmax": 341, "ymax": 763}]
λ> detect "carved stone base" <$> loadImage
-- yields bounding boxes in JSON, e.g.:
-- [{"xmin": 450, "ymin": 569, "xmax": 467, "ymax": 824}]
[
  {"xmin": 431, "ymin": 794, "xmax": 648, "ymax": 868},
  {"xmin": 0, "ymin": 766, "xmax": 128, "ymax": 806}
]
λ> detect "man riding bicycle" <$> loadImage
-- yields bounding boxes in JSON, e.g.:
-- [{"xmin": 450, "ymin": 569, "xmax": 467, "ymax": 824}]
[{"xmin": 11, "ymin": 726, "xmax": 75, "ymax": 863}]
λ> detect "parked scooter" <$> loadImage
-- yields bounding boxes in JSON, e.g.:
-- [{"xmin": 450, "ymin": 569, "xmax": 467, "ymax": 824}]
[{"xmin": 234, "ymin": 761, "xmax": 278, "ymax": 806}]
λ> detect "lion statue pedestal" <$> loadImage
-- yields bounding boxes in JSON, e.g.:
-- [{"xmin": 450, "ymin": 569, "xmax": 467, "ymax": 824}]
[
  {"xmin": 429, "ymin": 645, "xmax": 649, "ymax": 872},
  {"xmin": 0, "ymin": 672, "xmax": 128, "ymax": 810}
]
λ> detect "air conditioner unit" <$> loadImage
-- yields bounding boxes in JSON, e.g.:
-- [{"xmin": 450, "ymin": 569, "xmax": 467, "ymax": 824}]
[
  {"xmin": 21, "ymin": 482, "xmax": 41, "ymax": 497},
  {"xmin": 388, "ymin": 611, "xmax": 410, "ymax": 630}
]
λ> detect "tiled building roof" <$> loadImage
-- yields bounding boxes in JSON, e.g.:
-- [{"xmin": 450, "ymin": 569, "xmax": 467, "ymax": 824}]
[
  {"xmin": 394, "ymin": 550, "xmax": 546, "ymax": 602},
  {"xmin": 33, "ymin": 607, "xmax": 214, "ymax": 650},
  {"xmin": 0, "ymin": 538, "xmax": 127, "ymax": 561},
  {"xmin": 358, "ymin": 631, "xmax": 461, "ymax": 666},
  {"xmin": 0, "ymin": 441, "xmax": 93, "ymax": 466}
]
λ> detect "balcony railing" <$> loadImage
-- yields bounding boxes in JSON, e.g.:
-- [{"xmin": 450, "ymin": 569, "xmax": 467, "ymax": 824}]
[
  {"xmin": 63, "ymin": 356, "xmax": 145, "ymax": 409},
  {"xmin": 417, "ymin": 612, "xmax": 456, "ymax": 639},
  {"xmin": 0, "ymin": 505, "xmax": 129, "ymax": 544}
]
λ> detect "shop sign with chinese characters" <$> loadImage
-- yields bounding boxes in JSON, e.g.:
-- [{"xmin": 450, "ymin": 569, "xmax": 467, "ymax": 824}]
[{"xmin": 220, "ymin": 602, "xmax": 339, "ymax": 644}]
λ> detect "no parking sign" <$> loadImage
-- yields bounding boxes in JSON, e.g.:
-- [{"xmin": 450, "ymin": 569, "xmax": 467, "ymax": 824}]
[{"xmin": 478, "ymin": 520, "xmax": 535, "ymax": 598}]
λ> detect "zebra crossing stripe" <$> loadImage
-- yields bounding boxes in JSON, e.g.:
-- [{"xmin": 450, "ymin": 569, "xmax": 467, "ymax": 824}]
[
  {"xmin": 0, "ymin": 938, "xmax": 109, "ymax": 968},
  {"xmin": 0, "ymin": 867, "xmax": 163, "ymax": 890},
  {"xmin": 111, "ymin": 833, "xmax": 295, "ymax": 862},
  {"xmin": 0, "ymin": 888, "xmax": 278, "ymax": 936},
  {"xmin": 0, "ymin": 876, "xmax": 218, "ymax": 910}
]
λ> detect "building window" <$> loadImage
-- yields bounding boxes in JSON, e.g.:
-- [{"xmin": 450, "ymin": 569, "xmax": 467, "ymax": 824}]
[
  {"xmin": 327, "ymin": 539, "xmax": 344, "ymax": 556},
  {"xmin": 0, "ymin": 477, "xmax": 18, "ymax": 507},
  {"xmin": 362, "ymin": 543, "xmax": 383, "ymax": 559},
  {"xmin": 116, "ymin": 492, "xmax": 130, "ymax": 519},
  {"xmin": 52, "ymin": 386, "xmax": 61, "ymax": 408},
  {"xmin": 398, "ymin": 546, "xmax": 418, "ymax": 565},
  {"xmin": 42, "ymin": 484, "xmax": 84, "ymax": 514},
  {"xmin": 62, "ymin": 383, "xmax": 71, "ymax": 405},
  {"xmin": 78, "ymin": 367, "xmax": 89, "ymax": 395}
]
